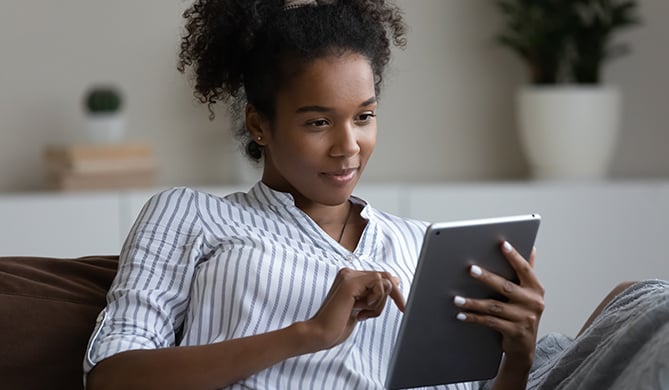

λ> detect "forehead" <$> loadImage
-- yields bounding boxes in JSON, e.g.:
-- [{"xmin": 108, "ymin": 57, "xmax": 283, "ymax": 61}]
[{"xmin": 276, "ymin": 53, "xmax": 376, "ymax": 109}]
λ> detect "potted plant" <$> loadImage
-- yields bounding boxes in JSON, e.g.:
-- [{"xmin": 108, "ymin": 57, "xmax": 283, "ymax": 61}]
[
  {"xmin": 82, "ymin": 85, "xmax": 125, "ymax": 144},
  {"xmin": 495, "ymin": 0, "xmax": 641, "ymax": 179}
]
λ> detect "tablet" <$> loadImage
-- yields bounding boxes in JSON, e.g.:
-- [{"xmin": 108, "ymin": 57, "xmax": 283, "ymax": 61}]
[{"xmin": 385, "ymin": 214, "xmax": 541, "ymax": 390}]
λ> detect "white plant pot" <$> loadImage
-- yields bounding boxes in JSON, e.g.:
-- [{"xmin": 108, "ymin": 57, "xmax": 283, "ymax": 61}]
[
  {"xmin": 517, "ymin": 86, "xmax": 621, "ymax": 180},
  {"xmin": 84, "ymin": 113, "xmax": 126, "ymax": 144}
]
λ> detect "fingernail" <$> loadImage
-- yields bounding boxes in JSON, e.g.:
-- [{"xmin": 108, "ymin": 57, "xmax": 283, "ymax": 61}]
[
  {"xmin": 470, "ymin": 265, "xmax": 482, "ymax": 277},
  {"xmin": 453, "ymin": 296, "xmax": 466, "ymax": 306},
  {"xmin": 503, "ymin": 241, "xmax": 513, "ymax": 253},
  {"xmin": 456, "ymin": 313, "xmax": 467, "ymax": 321},
  {"xmin": 367, "ymin": 298, "xmax": 378, "ymax": 306}
]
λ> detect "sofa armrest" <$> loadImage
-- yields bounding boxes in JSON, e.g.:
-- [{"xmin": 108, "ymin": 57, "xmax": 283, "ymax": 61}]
[{"xmin": 0, "ymin": 255, "xmax": 118, "ymax": 390}]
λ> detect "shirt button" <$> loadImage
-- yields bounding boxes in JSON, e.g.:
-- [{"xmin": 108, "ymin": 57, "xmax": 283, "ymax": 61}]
[{"xmin": 345, "ymin": 254, "xmax": 355, "ymax": 262}]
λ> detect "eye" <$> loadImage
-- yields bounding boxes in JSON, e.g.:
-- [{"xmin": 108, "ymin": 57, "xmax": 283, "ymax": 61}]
[
  {"xmin": 307, "ymin": 119, "xmax": 330, "ymax": 128},
  {"xmin": 356, "ymin": 112, "xmax": 377, "ymax": 122}
]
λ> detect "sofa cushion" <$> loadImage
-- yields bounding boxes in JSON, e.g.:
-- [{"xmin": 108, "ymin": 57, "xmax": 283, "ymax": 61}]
[{"xmin": 0, "ymin": 256, "xmax": 118, "ymax": 390}]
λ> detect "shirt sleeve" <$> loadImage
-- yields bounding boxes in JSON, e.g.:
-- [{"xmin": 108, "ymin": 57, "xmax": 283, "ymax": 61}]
[{"xmin": 84, "ymin": 187, "xmax": 204, "ymax": 375}]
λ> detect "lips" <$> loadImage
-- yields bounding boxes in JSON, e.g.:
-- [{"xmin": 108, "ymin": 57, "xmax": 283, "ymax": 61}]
[
  {"xmin": 321, "ymin": 167, "xmax": 358, "ymax": 184},
  {"xmin": 327, "ymin": 168, "xmax": 357, "ymax": 176}
]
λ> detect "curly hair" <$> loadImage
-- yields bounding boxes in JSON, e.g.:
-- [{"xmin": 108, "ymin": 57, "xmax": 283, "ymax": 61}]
[{"xmin": 177, "ymin": 0, "xmax": 407, "ymax": 160}]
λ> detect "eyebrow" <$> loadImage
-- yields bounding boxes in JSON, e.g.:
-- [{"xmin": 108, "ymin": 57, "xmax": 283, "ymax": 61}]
[{"xmin": 295, "ymin": 96, "xmax": 377, "ymax": 114}]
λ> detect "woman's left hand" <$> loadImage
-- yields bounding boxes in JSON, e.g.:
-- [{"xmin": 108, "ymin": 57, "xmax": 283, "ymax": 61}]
[{"xmin": 454, "ymin": 241, "xmax": 544, "ymax": 372}]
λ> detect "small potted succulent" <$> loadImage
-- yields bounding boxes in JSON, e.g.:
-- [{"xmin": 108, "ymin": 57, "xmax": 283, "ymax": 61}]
[
  {"xmin": 82, "ymin": 85, "xmax": 125, "ymax": 144},
  {"xmin": 495, "ymin": 0, "xmax": 641, "ymax": 179}
]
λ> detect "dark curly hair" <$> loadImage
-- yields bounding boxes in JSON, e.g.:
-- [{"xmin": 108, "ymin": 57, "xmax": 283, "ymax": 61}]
[{"xmin": 177, "ymin": 0, "xmax": 407, "ymax": 160}]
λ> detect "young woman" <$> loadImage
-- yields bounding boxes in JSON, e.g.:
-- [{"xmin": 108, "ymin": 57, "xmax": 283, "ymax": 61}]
[{"xmin": 84, "ymin": 1, "xmax": 545, "ymax": 389}]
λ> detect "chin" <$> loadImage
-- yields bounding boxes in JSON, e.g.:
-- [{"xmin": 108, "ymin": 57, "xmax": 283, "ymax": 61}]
[
  {"xmin": 318, "ymin": 190, "xmax": 355, "ymax": 206},
  {"xmin": 317, "ymin": 183, "xmax": 358, "ymax": 206}
]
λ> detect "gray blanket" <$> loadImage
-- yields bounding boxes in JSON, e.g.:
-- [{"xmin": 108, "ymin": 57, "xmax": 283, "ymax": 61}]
[
  {"xmin": 481, "ymin": 279, "xmax": 669, "ymax": 390},
  {"xmin": 531, "ymin": 279, "xmax": 669, "ymax": 389}
]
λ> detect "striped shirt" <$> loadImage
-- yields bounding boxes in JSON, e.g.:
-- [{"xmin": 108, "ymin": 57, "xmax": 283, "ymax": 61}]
[{"xmin": 84, "ymin": 182, "xmax": 476, "ymax": 390}]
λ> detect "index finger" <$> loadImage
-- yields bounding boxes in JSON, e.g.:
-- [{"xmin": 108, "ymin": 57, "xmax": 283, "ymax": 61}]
[{"xmin": 388, "ymin": 277, "xmax": 406, "ymax": 312}]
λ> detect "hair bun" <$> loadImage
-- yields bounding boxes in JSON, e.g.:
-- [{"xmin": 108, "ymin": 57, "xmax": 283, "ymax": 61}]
[{"xmin": 283, "ymin": 0, "xmax": 335, "ymax": 11}]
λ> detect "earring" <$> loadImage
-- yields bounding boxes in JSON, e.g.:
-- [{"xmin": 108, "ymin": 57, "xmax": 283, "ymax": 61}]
[{"xmin": 256, "ymin": 136, "xmax": 262, "ymax": 142}]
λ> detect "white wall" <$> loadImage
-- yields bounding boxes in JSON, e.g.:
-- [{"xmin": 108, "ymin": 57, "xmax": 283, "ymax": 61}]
[
  {"xmin": 0, "ymin": 0, "xmax": 667, "ymax": 193},
  {"xmin": 607, "ymin": 0, "xmax": 669, "ymax": 177}
]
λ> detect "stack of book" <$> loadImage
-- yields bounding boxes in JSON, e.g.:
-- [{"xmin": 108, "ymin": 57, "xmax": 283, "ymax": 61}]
[{"xmin": 43, "ymin": 143, "xmax": 158, "ymax": 191}]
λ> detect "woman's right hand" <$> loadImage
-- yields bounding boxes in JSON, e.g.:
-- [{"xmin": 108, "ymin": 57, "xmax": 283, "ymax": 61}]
[{"xmin": 304, "ymin": 268, "xmax": 405, "ymax": 351}]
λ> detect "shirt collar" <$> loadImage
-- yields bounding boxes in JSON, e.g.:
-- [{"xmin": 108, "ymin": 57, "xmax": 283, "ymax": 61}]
[
  {"xmin": 248, "ymin": 181, "xmax": 380, "ymax": 258},
  {"xmin": 249, "ymin": 181, "xmax": 374, "ymax": 219}
]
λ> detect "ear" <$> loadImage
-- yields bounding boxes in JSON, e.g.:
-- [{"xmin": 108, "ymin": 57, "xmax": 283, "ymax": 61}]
[{"xmin": 245, "ymin": 104, "xmax": 269, "ymax": 145}]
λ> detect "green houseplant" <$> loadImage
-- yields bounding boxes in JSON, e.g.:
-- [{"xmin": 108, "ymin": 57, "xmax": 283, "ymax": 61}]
[
  {"xmin": 84, "ymin": 87, "xmax": 123, "ymax": 114},
  {"xmin": 495, "ymin": 0, "xmax": 641, "ymax": 179},
  {"xmin": 82, "ymin": 86, "xmax": 125, "ymax": 144},
  {"xmin": 496, "ymin": 0, "xmax": 641, "ymax": 84}
]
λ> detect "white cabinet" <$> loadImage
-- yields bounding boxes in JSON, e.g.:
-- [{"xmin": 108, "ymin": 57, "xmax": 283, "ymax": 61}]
[
  {"xmin": 0, "ymin": 192, "xmax": 122, "ymax": 257},
  {"xmin": 2, "ymin": 181, "xmax": 668, "ymax": 337}
]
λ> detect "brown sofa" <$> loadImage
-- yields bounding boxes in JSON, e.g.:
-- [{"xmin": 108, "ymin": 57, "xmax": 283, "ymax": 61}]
[{"xmin": 0, "ymin": 256, "xmax": 119, "ymax": 390}]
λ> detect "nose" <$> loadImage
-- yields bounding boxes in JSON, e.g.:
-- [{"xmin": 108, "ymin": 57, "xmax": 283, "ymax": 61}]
[{"xmin": 329, "ymin": 122, "xmax": 360, "ymax": 157}]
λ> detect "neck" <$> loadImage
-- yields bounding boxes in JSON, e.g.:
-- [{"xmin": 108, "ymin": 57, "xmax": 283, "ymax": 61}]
[
  {"xmin": 336, "ymin": 201, "xmax": 353, "ymax": 243},
  {"xmin": 298, "ymin": 201, "xmax": 352, "ymax": 243}
]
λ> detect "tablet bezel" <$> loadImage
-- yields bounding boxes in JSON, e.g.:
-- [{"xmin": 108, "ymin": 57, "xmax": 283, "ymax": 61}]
[{"xmin": 385, "ymin": 214, "xmax": 541, "ymax": 390}]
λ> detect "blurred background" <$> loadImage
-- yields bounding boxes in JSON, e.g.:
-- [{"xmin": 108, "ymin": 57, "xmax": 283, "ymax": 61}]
[{"xmin": 1, "ymin": 0, "xmax": 667, "ymax": 193}]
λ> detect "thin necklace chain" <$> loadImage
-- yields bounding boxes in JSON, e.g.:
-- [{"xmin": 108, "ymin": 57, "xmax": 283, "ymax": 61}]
[{"xmin": 337, "ymin": 202, "xmax": 353, "ymax": 243}]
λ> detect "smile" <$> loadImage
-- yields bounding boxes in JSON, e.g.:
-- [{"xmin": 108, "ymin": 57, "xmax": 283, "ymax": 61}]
[{"xmin": 321, "ymin": 168, "xmax": 358, "ymax": 184}]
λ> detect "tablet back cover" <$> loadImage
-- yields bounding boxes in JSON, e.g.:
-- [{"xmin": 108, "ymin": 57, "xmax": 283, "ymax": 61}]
[{"xmin": 386, "ymin": 214, "xmax": 540, "ymax": 389}]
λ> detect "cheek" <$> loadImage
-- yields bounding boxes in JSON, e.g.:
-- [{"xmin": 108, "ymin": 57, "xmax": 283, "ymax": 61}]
[
  {"xmin": 360, "ymin": 128, "xmax": 377, "ymax": 157},
  {"xmin": 273, "ymin": 135, "xmax": 322, "ymax": 168}
]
